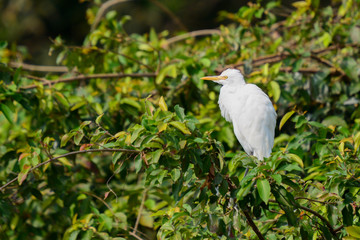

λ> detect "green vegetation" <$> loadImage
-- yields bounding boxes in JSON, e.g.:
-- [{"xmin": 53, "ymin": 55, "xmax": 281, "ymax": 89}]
[{"xmin": 1, "ymin": 0, "xmax": 360, "ymax": 239}]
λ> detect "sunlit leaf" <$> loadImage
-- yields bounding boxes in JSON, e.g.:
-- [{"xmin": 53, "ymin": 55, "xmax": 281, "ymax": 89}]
[
  {"xmin": 159, "ymin": 96, "xmax": 168, "ymax": 111},
  {"xmin": 279, "ymin": 111, "xmax": 295, "ymax": 130},
  {"xmin": 169, "ymin": 121, "xmax": 191, "ymax": 135},
  {"xmin": 346, "ymin": 226, "xmax": 360, "ymax": 238}
]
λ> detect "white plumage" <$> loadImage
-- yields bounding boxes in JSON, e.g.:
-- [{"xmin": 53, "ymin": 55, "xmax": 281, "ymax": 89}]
[{"xmin": 201, "ymin": 69, "xmax": 277, "ymax": 160}]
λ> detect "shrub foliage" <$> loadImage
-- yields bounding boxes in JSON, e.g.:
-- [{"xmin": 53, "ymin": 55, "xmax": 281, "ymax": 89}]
[{"xmin": 1, "ymin": 1, "xmax": 360, "ymax": 239}]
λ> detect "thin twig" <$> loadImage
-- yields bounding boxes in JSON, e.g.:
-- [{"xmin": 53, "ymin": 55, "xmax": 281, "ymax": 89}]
[
  {"xmin": 8, "ymin": 62, "xmax": 68, "ymax": 73},
  {"xmin": 133, "ymin": 188, "xmax": 148, "ymax": 234},
  {"xmin": 334, "ymin": 225, "xmax": 344, "ymax": 232},
  {"xmin": 299, "ymin": 205, "xmax": 339, "ymax": 239},
  {"xmin": 224, "ymin": 175, "xmax": 265, "ymax": 239},
  {"xmin": 91, "ymin": 0, "xmax": 132, "ymax": 32},
  {"xmin": 0, "ymin": 148, "xmax": 139, "ymax": 192},
  {"xmin": 162, "ymin": 29, "xmax": 221, "ymax": 48},
  {"xmin": 218, "ymin": 43, "xmax": 360, "ymax": 73},
  {"xmin": 83, "ymin": 191, "xmax": 119, "ymax": 224},
  {"xmin": 149, "ymin": 0, "xmax": 187, "ymax": 31},
  {"xmin": 129, "ymin": 231, "xmax": 145, "ymax": 240},
  {"xmin": 294, "ymin": 196, "xmax": 336, "ymax": 205},
  {"xmin": 20, "ymin": 73, "xmax": 157, "ymax": 90}
]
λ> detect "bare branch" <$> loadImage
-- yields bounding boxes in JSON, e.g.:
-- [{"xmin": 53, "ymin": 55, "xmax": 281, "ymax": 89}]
[
  {"xmin": 9, "ymin": 62, "xmax": 68, "ymax": 73},
  {"xmin": 129, "ymin": 231, "xmax": 145, "ymax": 240},
  {"xmin": 217, "ymin": 43, "xmax": 360, "ymax": 73},
  {"xmin": 20, "ymin": 72, "xmax": 157, "ymax": 90},
  {"xmin": 91, "ymin": 0, "xmax": 132, "ymax": 32},
  {"xmin": 0, "ymin": 148, "xmax": 139, "ymax": 192},
  {"xmin": 242, "ymin": 208, "xmax": 266, "ymax": 240},
  {"xmin": 133, "ymin": 188, "xmax": 148, "ymax": 234},
  {"xmin": 162, "ymin": 29, "xmax": 221, "ymax": 48}
]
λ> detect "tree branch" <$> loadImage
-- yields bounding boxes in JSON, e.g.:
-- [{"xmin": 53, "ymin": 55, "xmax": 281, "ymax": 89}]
[
  {"xmin": 217, "ymin": 43, "xmax": 360, "ymax": 73},
  {"xmin": 224, "ymin": 175, "xmax": 265, "ymax": 240},
  {"xmin": 133, "ymin": 188, "xmax": 148, "ymax": 235},
  {"xmin": 129, "ymin": 231, "xmax": 145, "ymax": 240},
  {"xmin": 299, "ymin": 205, "xmax": 339, "ymax": 239},
  {"xmin": 91, "ymin": 0, "xmax": 131, "ymax": 32},
  {"xmin": 241, "ymin": 208, "xmax": 266, "ymax": 240},
  {"xmin": 8, "ymin": 62, "xmax": 68, "ymax": 73},
  {"xmin": 20, "ymin": 72, "xmax": 157, "ymax": 90},
  {"xmin": 0, "ymin": 148, "xmax": 139, "ymax": 192},
  {"xmin": 162, "ymin": 29, "xmax": 221, "ymax": 48},
  {"xmin": 149, "ymin": 0, "xmax": 187, "ymax": 31}
]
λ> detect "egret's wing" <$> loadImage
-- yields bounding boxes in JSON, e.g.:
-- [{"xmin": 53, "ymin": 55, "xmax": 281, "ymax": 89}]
[{"xmin": 231, "ymin": 84, "xmax": 276, "ymax": 160}]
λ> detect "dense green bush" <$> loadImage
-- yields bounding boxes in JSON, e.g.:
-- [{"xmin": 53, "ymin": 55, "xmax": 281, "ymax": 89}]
[{"xmin": 1, "ymin": 0, "xmax": 360, "ymax": 239}]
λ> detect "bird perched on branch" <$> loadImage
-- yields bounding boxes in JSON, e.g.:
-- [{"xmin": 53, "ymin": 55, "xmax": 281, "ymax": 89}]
[{"xmin": 201, "ymin": 68, "xmax": 276, "ymax": 160}]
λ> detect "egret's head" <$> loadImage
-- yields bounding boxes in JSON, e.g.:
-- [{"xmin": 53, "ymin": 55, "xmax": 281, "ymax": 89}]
[{"xmin": 201, "ymin": 68, "xmax": 245, "ymax": 85}]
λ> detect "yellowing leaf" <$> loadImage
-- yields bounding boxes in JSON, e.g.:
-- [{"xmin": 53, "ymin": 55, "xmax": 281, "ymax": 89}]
[
  {"xmin": 19, "ymin": 153, "xmax": 30, "ymax": 161},
  {"xmin": 61, "ymin": 133, "xmax": 72, "ymax": 147},
  {"xmin": 158, "ymin": 96, "xmax": 168, "ymax": 111},
  {"xmin": 58, "ymin": 157, "xmax": 73, "ymax": 167},
  {"xmin": 339, "ymin": 142, "xmax": 345, "ymax": 155},
  {"xmin": 158, "ymin": 122, "xmax": 168, "ymax": 132},
  {"xmin": 96, "ymin": 113, "xmax": 104, "ymax": 124},
  {"xmin": 125, "ymin": 134, "xmax": 131, "ymax": 145},
  {"xmin": 269, "ymin": 81, "xmax": 281, "ymax": 102},
  {"xmin": 169, "ymin": 121, "xmax": 191, "ymax": 135},
  {"xmin": 354, "ymin": 132, "xmax": 360, "ymax": 153},
  {"xmin": 18, "ymin": 171, "xmax": 29, "ymax": 185},
  {"xmin": 279, "ymin": 111, "xmax": 295, "ymax": 130},
  {"xmin": 287, "ymin": 153, "xmax": 304, "ymax": 168},
  {"xmin": 292, "ymin": 1, "xmax": 309, "ymax": 9},
  {"xmin": 346, "ymin": 226, "xmax": 360, "ymax": 238}
]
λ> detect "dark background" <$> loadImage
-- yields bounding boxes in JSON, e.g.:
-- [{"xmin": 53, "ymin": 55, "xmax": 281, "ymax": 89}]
[{"xmin": 0, "ymin": 0, "xmax": 332, "ymax": 65}]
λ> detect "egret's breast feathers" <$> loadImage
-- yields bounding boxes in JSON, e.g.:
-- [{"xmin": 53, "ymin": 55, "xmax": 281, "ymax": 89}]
[{"xmin": 218, "ymin": 84, "xmax": 277, "ymax": 160}]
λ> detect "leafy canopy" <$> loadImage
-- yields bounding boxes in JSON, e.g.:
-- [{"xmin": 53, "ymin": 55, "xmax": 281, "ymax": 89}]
[{"xmin": 0, "ymin": 0, "xmax": 360, "ymax": 239}]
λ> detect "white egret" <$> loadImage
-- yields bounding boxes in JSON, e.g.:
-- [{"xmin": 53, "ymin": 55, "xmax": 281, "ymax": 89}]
[{"xmin": 201, "ymin": 68, "xmax": 276, "ymax": 160}]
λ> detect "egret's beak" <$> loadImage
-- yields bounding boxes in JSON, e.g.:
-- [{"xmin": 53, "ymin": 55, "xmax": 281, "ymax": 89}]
[{"xmin": 201, "ymin": 75, "xmax": 228, "ymax": 81}]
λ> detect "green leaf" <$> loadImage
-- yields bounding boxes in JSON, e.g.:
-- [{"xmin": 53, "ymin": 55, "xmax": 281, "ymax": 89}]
[
  {"xmin": 156, "ymin": 65, "xmax": 177, "ymax": 84},
  {"xmin": 0, "ymin": 40, "xmax": 8, "ymax": 49},
  {"xmin": 151, "ymin": 149, "xmax": 163, "ymax": 164},
  {"xmin": 287, "ymin": 153, "xmax": 304, "ymax": 168},
  {"xmin": 131, "ymin": 125, "xmax": 145, "ymax": 143},
  {"xmin": 140, "ymin": 211, "xmax": 154, "ymax": 228},
  {"xmin": 120, "ymin": 98, "xmax": 141, "ymax": 110},
  {"xmin": 170, "ymin": 168, "xmax": 181, "ymax": 182},
  {"xmin": 271, "ymin": 174, "xmax": 282, "ymax": 184},
  {"xmin": 345, "ymin": 226, "xmax": 360, "ymax": 238},
  {"xmin": 96, "ymin": 113, "xmax": 104, "ymax": 124},
  {"xmin": 279, "ymin": 111, "xmax": 295, "ymax": 130},
  {"xmin": 174, "ymin": 105, "xmax": 185, "ymax": 121},
  {"xmin": 322, "ymin": 116, "xmax": 348, "ymax": 127},
  {"xmin": 159, "ymin": 96, "xmax": 168, "ymax": 111},
  {"xmin": 99, "ymin": 214, "xmax": 113, "ymax": 232},
  {"xmin": 0, "ymin": 103, "xmax": 13, "ymax": 123},
  {"xmin": 74, "ymin": 130, "xmax": 84, "ymax": 145},
  {"xmin": 169, "ymin": 121, "xmax": 191, "ymax": 135},
  {"xmin": 135, "ymin": 155, "xmax": 142, "ymax": 173},
  {"xmin": 257, "ymin": 179, "xmax": 271, "ymax": 204},
  {"xmin": 54, "ymin": 92, "xmax": 70, "ymax": 109},
  {"xmin": 269, "ymin": 81, "xmax": 281, "ymax": 102},
  {"xmin": 61, "ymin": 133, "xmax": 73, "ymax": 147}
]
